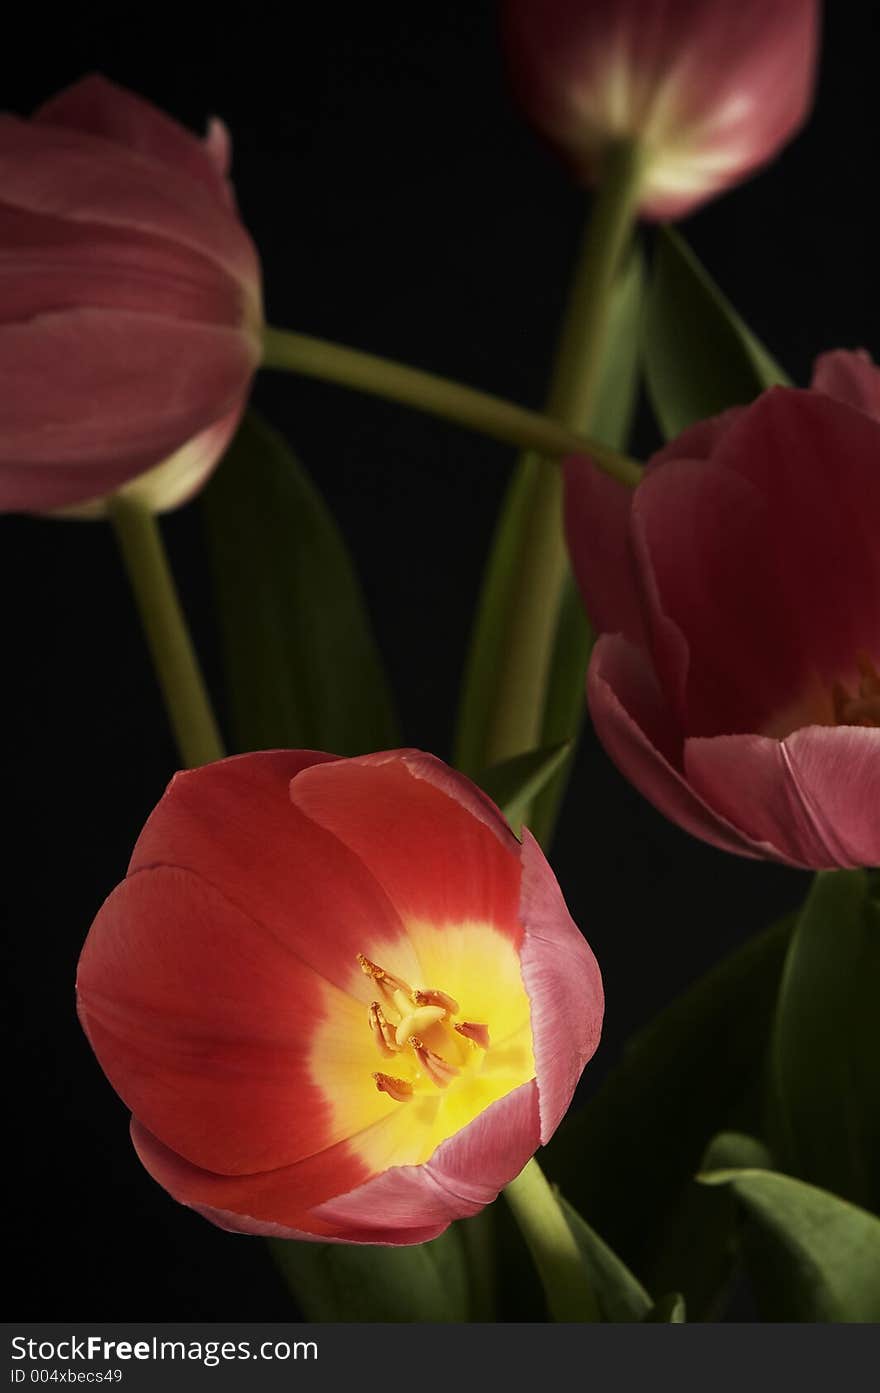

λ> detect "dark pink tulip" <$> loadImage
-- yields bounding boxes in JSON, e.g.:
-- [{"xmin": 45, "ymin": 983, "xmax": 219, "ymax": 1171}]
[
  {"xmin": 0, "ymin": 76, "xmax": 262, "ymax": 516},
  {"xmin": 565, "ymin": 364, "xmax": 880, "ymax": 869},
  {"xmin": 502, "ymin": 0, "xmax": 820, "ymax": 219}
]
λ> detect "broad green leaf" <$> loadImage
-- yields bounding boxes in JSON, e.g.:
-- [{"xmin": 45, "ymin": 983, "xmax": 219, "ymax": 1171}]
[
  {"xmin": 560, "ymin": 1197, "xmax": 652, "ymax": 1322},
  {"xmin": 476, "ymin": 741, "xmax": 571, "ymax": 832},
  {"xmin": 270, "ymin": 1227, "xmax": 470, "ymax": 1322},
  {"xmin": 454, "ymin": 246, "xmax": 644, "ymax": 802},
  {"xmin": 544, "ymin": 916, "xmax": 793, "ymax": 1311},
  {"xmin": 202, "ymin": 411, "xmax": 398, "ymax": 755},
  {"xmin": 644, "ymin": 227, "xmax": 790, "ymax": 441},
  {"xmin": 769, "ymin": 869, "xmax": 880, "ymax": 1212},
  {"xmin": 644, "ymin": 1293, "xmax": 686, "ymax": 1323},
  {"xmin": 699, "ymin": 1169, "xmax": 880, "ymax": 1322}
]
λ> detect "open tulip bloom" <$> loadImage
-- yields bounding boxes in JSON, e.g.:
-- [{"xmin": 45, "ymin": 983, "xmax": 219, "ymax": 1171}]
[{"xmin": 77, "ymin": 750, "xmax": 603, "ymax": 1242}]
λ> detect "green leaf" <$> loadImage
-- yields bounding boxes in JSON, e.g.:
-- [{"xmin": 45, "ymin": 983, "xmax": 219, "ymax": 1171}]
[
  {"xmin": 560, "ymin": 1197, "xmax": 652, "ymax": 1322},
  {"xmin": 476, "ymin": 742, "xmax": 571, "ymax": 832},
  {"xmin": 702, "ymin": 1131, "xmax": 774, "ymax": 1173},
  {"xmin": 544, "ymin": 916, "xmax": 794, "ymax": 1312},
  {"xmin": 769, "ymin": 869, "xmax": 880, "ymax": 1212},
  {"xmin": 454, "ymin": 245, "xmax": 644, "ymax": 794},
  {"xmin": 270, "ymin": 1227, "xmax": 470, "ymax": 1322},
  {"xmin": 644, "ymin": 1293, "xmax": 686, "ymax": 1323},
  {"xmin": 644, "ymin": 227, "xmax": 790, "ymax": 441},
  {"xmin": 202, "ymin": 410, "xmax": 398, "ymax": 755},
  {"xmin": 699, "ymin": 1169, "xmax": 880, "ymax": 1322}
]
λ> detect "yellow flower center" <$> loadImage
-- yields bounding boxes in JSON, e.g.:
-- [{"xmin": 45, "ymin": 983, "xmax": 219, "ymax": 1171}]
[
  {"xmin": 309, "ymin": 920, "xmax": 535, "ymax": 1168},
  {"xmin": 358, "ymin": 953, "xmax": 493, "ymax": 1103}
]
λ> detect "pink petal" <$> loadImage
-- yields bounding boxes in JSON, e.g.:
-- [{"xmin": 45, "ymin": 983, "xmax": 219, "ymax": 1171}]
[
  {"xmin": 35, "ymin": 75, "xmax": 233, "ymax": 208},
  {"xmin": 128, "ymin": 752, "xmax": 413, "ymax": 995},
  {"xmin": 686, "ymin": 726, "xmax": 880, "ymax": 870},
  {"xmin": 647, "ymin": 405, "xmax": 744, "ymax": 469},
  {"xmin": 312, "ymin": 1081, "xmax": 541, "ymax": 1237},
  {"xmin": 518, "ymin": 830, "xmax": 603, "ymax": 1142},
  {"xmin": 503, "ymin": 0, "xmax": 818, "ymax": 220},
  {"xmin": 288, "ymin": 751, "xmax": 523, "ymax": 943},
  {"xmin": 811, "ymin": 349, "xmax": 880, "ymax": 422},
  {"xmin": 632, "ymin": 443, "xmax": 827, "ymax": 736},
  {"xmin": 0, "ymin": 309, "xmax": 257, "ymax": 512},
  {"xmin": 0, "ymin": 115, "xmax": 258, "ymax": 290},
  {"xmin": 563, "ymin": 455, "xmax": 645, "ymax": 643},
  {"xmin": 0, "ymin": 200, "xmax": 246, "ymax": 329},
  {"xmin": 588, "ymin": 634, "xmax": 774, "ymax": 860},
  {"xmin": 713, "ymin": 388, "xmax": 880, "ymax": 694},
  {"xmin": 78, "ymin": 864, "xmax": 348, "ymax": 1175}
]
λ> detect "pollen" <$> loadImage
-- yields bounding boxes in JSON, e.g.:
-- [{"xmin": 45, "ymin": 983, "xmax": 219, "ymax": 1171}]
[{"xmin": 358, "ymin": 951, "xmax": 490, "ymax": 1102}]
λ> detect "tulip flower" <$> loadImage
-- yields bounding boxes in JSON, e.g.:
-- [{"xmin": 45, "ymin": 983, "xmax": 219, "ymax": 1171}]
[
  {"xmin": 565, "ymin": 370, "xmax": 880, "ymax": 870},
  {"xmin": 502, "ymin": 0, "xmax": 820, "ymax": 220},
  {"xmin": 0, "ymin": 75, "xmax": 262, "ymax": 516},
  {"xmin": 77, "ymin": 749, "xmax": 603, "ymax": 1243}
]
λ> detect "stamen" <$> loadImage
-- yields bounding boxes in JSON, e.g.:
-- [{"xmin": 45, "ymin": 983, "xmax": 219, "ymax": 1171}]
[
  {"xmin": 411, "ymin": 1037, "xmax": 459, "ymax": 1088},
  {"xmin": 455, "ymin": 1021, "xmax": 490, "ymax": 1050},
  {"xmin": 369, "ymin": 1002, "xmax": 400, "ymax": 1056},
  {"xmin": 357, "ymin": 953, "xmax": 413, "ymax": 1005},
  {"xmin": 413, "ymin": 988, "xmax": 460, "ymax": 1015},
  {"xmin": 395, "ymin": 1004, "xmax": 446, "ymax": 1047},
  {"xmin": 373, "ymin": 1072, "xmax": 413, "ymax": 1103}
]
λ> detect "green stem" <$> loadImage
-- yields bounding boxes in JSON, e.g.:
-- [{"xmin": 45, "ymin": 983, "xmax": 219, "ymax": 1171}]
[
  {"xmin": 261, "ymin": 326, "xmax": 640, "ymax": 488},
  {"xmin": 109, "ymin": 495, "xmax": 224, "ymax": 768},
  {"xmin": 504, "ymin": 1158, "xmax": 599, "ymax": 1322},
  {"xmin": 481, "ymin": 140, "xmax": 645, "ymax": 769}
]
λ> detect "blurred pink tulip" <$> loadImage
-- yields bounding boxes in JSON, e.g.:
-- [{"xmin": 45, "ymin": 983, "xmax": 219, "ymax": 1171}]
[
  {"xmin": 502, "ymin": 0, "xmax": 820, "ymax": 219},
  {"xmin": 0, "ymin": 75, "xmax": 262, "ymax": 516},
  {"xmin": 566, "ymin": 353, "xmax": 880, "ymax": 869}
]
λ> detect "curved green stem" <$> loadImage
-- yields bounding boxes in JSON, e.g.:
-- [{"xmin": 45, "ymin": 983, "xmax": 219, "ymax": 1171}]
[
  {"xmin": 261, "ymin": 326, "xmax": 640, "ymax": 488},
  {"xmin": 504, "ymin": 1158, "xmax": 599, "ymax": 1322},
  {"xmin": 109, "ymin": 495, "xmax": 224, "ymax": 768},
  {"xmin": 480, "ymin": 140, "xmax": 645, "ymax": 770}
]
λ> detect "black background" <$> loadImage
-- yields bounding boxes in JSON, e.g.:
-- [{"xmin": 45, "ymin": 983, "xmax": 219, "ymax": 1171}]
[{"xmin": 2, "ymin": 4, "xmax": 875, "ymax": 1318}]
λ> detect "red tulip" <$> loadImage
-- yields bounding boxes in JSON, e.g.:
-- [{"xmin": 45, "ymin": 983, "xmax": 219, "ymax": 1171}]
[
  {"xmin": 502, "ymin": 0, "xmax": 820, "ymax": 219},
  {"xmin": 0, "ymin": 75, "xmax": 261, "ymax": 516},
  {"xmin": 77, "ymin": 750, "xmax": 603, "ymax": 1243},
  {"xmin": 565, "ymin": 358, "xmax": 880, "ymax": 869}
]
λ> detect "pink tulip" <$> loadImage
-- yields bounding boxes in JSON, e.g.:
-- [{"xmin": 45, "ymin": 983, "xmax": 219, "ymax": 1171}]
[
  {"xmin": 0, "ymin": 76, "xmax": 262, "ymax": 516},
  {"xmin": 77, "ymin": 750, "xmax": 603, "ymax": 1242},
  {"xmin": 502, "ymin": 0, "xmax": 820, "ymax": 219},
  {"xmin": 565, "ymin": 353, "xmax": 880, "ymax": 869}
]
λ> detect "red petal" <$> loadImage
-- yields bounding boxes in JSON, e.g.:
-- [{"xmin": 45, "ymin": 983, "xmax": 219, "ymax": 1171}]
[
  {"xmin": 563, "ymin": 455, "xmax": 645, "ymax": 643},
  {"xmin": 518, "ymin": 830, "xmax": 603, "ymax": 1142},
  {"xmin": 78, "ymin": 865, "xmax": 347, "ymax": 1174},
  {"xmin": 811, "ymin": 349, "xmax": 880, "ymax": 422},
  {"xmin": 129, "ymin": 1121, "xmax": 437, "ymax": 1243},
  {"xmin": 129, "ymin": 752, "xmax": 414, "ymax": 995},
  {"xmin": 35, "ymin": 75, "xmax": 233, "ymax": 208},
  {"xmin": 288, "ymin": 751, "xmax": 523, "ymax": 942},
  {"xmin": 588, "ymin": 634, "xmax": 772, "ymax": 860},
  {"xmin": 312, "ymin": 1080, "xmax": 541, "ymax": 1237},
  {"xmin": 686, "ymin": 726, "xmax": 880, "ymax": 870},
  {"xmin": 0, "ymin": 310, "xmax": 256, "ymax": 512}
]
